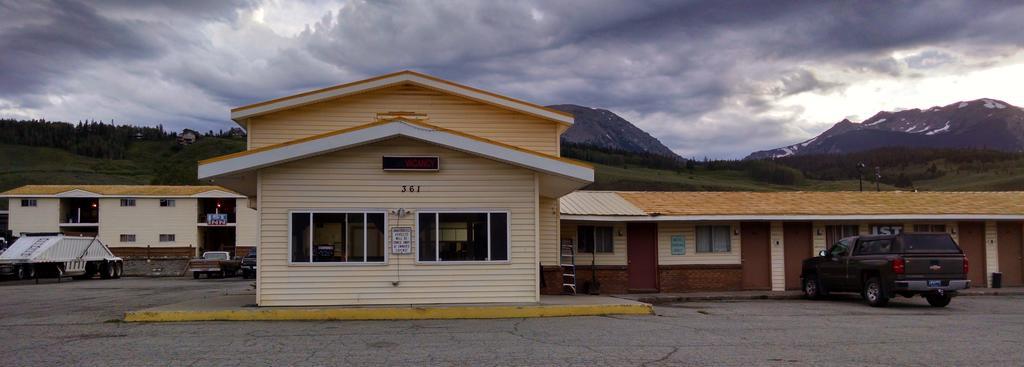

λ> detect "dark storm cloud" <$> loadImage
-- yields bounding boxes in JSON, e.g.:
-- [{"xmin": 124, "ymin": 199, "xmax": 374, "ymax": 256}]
[{"xmin": 2, "ymin": 0, "xmax": 1023, "ymax": 157}]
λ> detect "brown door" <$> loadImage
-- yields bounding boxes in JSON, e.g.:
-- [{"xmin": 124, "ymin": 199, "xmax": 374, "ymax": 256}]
[
  {"xmin": 741, "ymin": 222, "xmax": 771, "ymax": 290},
  {"xmin": 997, "ymin": 222, "xmax": 1024, "ymax": 286},
  {"xmin": 626, "ymin": 223, "xmax": 659, "ymax": 292},
  {"xmin": 783, "ymin": 222, "xmax": 813, "ymax": 290},
  {"xmin": 957, "ymin": 222, "xmax": 987, "ymax": 286}
]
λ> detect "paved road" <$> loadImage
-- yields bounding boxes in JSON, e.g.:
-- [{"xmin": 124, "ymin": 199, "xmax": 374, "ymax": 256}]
[{"xmin": 1, "ymin": 277, "xmax": 1022, "ymax": 366}]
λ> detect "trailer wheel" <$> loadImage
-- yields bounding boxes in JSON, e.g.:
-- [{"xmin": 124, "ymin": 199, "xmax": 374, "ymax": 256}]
[
  {"xmin": 113, "ymin": 262, "xmax": 122, "ymax": 279},
  {"xmin": 24, "ymin": 265, "xmax": 35, "ymax": 280},
  {"xmin": 15, "ymin": 265, "xmax": 26, "ymax": 280},
  {"xmin": 193, "ymin": 272, "xmax": 201, "ymax": 279},
  {"xmin": 101, "ymin": 262, "xmax": 114, "ymax": 279}
]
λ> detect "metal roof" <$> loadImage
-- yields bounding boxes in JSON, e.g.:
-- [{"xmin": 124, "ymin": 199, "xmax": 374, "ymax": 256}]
[{"xmin": 559, "ymin": 191, "xmax": 646, "ymax": 216}]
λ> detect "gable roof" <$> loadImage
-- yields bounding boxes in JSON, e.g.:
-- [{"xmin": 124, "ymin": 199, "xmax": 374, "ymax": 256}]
[
  {"xmin": 230, "ymin": 70, "xmax": 574, "ymax": 126},
  {"xmin": 0, "ymin": 185, "xmax": 243, "ymax": 198},
  {"xmin": 199, "ymin": 119, "xmax": 593, "ymax": 197},
  {"xmin": 561, "ymin": 191, "xmax": 1024, "ymax": 220}
]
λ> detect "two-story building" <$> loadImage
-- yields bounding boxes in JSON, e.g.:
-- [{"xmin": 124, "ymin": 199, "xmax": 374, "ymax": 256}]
[
  {"xmin": 199, "ymin": 71, "xmax": 594, "ymax": 306},
  {"xmin": 2, "ymin": 185, "xmax": 258, "ymax": 258}
]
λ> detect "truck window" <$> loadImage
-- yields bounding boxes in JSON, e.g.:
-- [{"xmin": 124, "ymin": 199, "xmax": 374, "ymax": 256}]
[
  {"xmin": 827, "ymin": 239, "xmax": 851, "ymax": 257},
  {"xmin": 854, "ymin": 239, "xmax": 892, "ymax": 255},
  {"xmin": 900, "ymin": 235, "xmax": 961, "ymax": 254}
]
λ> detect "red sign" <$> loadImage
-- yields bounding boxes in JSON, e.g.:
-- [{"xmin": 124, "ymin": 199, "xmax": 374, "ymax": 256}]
[{"xmin": 382, "ymin": 156, "xmax": 439, "ymax": 171}]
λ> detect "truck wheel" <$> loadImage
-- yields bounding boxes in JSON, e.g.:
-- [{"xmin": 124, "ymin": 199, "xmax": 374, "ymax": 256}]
[
  {"xmin": 863, "ymin": 277, "xmax": 889, "ymax": 307},
  {"xmin": 926, "ymin": 294, "xmax": 951, "ymax": 307},
  {"xmin": 101, "ymin": 262, "xmax": 114, "ymax": 279},
  {"xmin": 24, "ymin": 265, "xmax": 35, "ymax": 280},
  {"xmin": 193, "ymin": 272, "xmax": 201, "ymax": 279},
  {"xmin": 15, "ymin": 266, "xmax": 26, "ymax": 280},
  {"xmin": 803, "ymin": 275, "xmax": 823, "ymax": 299}
]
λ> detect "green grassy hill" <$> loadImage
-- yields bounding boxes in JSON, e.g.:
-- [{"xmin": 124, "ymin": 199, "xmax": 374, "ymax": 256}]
[{"xmin": 0, "ymin": 137, "xmax": 245, "ymax": 193}]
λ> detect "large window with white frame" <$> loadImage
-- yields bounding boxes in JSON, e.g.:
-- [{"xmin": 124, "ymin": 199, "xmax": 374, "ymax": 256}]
[
  {"xmin": 290, "ymin": 211, "xmax": 386, "ymax": 263},
  {"xmin": 417, "ymin": 211, "xmax": 509, "ymax": 262}
]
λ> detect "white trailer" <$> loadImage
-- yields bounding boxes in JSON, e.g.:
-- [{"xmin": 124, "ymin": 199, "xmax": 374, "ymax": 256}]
[{"xmin": 0, "ymin": 234, "xmax": 123, "ymax": 280}]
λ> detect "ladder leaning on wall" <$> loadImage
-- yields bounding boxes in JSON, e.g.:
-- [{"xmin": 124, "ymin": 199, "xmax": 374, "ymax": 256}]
[{"xmin": 560, "ymin": 239, "xmax": 577, "ymax": 295}]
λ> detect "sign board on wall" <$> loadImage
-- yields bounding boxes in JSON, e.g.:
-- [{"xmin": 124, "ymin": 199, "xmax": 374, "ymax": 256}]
[
  {"xmin": 383, "ymin": 156, "xmax": 439, "ymax": 171},
  {"xmin": 870, "ymin": 224, "xmax": 903, "ymax": 235},
  {"xmin": 391, "ymin": 226, "xmax": 413, "ymax": 254},
  {"xmin": 670, "ymin": 235, "xmax": 686, "ymax": 255},
  {"xmin": 206, "ymin": 213, "xmax": 228, "ymax": 226}
]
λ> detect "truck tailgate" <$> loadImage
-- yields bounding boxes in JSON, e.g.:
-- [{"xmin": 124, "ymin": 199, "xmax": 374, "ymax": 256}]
[{"xmin": 904, "ymin": 255, "xmax": 964, "ymax": 279}]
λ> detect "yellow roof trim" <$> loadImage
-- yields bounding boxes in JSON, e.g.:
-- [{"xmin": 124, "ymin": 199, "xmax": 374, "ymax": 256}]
[
  {"xmin": 1, "ymin": 185, "xmax": 241, "ymax": 197},
  {"xmin": 198, "ymin": 118, "xmax": 593, "ymax": 169},
  {"xmin": 230, "ymin": 70, "xmax": 573, "ymax": 126}
]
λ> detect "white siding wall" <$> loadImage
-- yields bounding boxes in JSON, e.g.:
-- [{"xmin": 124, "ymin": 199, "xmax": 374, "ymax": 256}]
[
  {"xmin": 538, "ymin": 196, "xmax": 560, "ymax": 265},
  {"xmin": 559, "ymin": 221, "xmax": 628, "ymax": 266},
  {"xmin": 98, "ymin": 198, "xmax": 198, "ymax": 249},
  {"xmin": 8, "ymin": 198, "xmax": 59, "ymax": 235},
  {"xmin": 657, "ymin": 221, "xmax": 741, "ymax": 265},
  {"xmin": 257, "ymin": 138, "xmax": 538, "ymax": 306},
  {"xmin": 770, "ymin": 221, "xmax": 785, "ymax": 291},
  {"xmin": 985, "ymin": 221, "xmax": 999, "ymax": 287},
  {"xmin": 236, "ymin": 198, "xmax": 258, "ymax": 248}
]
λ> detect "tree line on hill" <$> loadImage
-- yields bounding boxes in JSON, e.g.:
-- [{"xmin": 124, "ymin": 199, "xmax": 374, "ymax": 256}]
[{"xmin": 0, "ymin": 119, "xmax": 245, "ymax": 160}]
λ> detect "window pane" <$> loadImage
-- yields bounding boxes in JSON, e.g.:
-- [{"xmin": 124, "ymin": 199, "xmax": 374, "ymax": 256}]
[
  {"xmin": 696, "ymin": 226, "xmax": 712, "ymax": 253},
  {"xmin": 577, "ymin": 226, "xmax": 595, "ymax": 253},
  {"xmin": 438, "ymin": 213, "xmax": 488, "ymax": 261},
  {"xmin": 346, "ymin": 213, "xmax": 365, "ymax": 262},
  {"xmin": 596, "ymin": 227, "xmax": 614, "ymax": 253},
  {"xmin": 712, "ymin": 226, "xmax": 731, "ymax": 252},
  {"xmin": 419, "ymin": 213, "xmax": 436, "ymax": 261},
  {"xmin": 313, "ymin": 213, "xmax": 346, "ymax": 262},
  {"xmin": 367, "ymin": 213, "xmax": 386, "ymax": 262},
  {"xmin": 490, "ymin": 213, "xmax": 508, "ymax": 261},
  {"xmin": 291, "ymin": 213, "xmax": 310, "ymax": 262}
]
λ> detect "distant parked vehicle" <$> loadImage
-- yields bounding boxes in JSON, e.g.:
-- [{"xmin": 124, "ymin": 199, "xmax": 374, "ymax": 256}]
[
  {"xmin": 188, "ymin": 251, "xmax": 241, "ymax": 279},
  {"xmin": 241, "ymin": 249, "xmax": 257, "ymax": 279},
  {"xmin": 801, "ymin": 233, "xmax": 970, "ymax": 307},
  {"xmin": 0, "ymin": 234, "xmax": 123, "ymax": 280}
]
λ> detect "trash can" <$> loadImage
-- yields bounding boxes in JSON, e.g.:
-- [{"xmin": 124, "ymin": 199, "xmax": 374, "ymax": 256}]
[{"xmin": 992, "ymin": 272, "xmax": 1003, "ymax": 288}]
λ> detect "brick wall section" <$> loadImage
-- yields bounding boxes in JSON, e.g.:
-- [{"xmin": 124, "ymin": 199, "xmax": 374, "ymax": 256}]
[
  {"xmin": 541, "ymin": 265, "xmax": 629, "ymax": 294},
  {"xmin": 658, "ymin": 265, "xmax": 742, "ymax": 292},
  {"xmin": 542, "ymin": 264, "xmax": 743, "ymax": 294}
]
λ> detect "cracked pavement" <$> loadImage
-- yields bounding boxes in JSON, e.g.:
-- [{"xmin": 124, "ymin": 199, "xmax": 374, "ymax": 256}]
[{"xmin": 1, "ymin": 277, "xmax": 1023, "ymax": 366}]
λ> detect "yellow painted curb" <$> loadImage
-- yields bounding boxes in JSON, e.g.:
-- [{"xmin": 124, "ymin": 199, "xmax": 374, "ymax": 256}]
[{"xmin": 124, "ymin": 303, "xmax": 652, "ymax": 322}]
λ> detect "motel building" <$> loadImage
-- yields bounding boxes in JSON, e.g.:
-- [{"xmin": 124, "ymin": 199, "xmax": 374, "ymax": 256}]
[
  {"xmin": 2, "ymin": 185, "xmax": 257, "ymax": 258},
  {"xmin": 196, "ymin": 70, "xmax": 1024, "ymax": 307},
  {"xmin": 556, "ymin": 191, "xmax": 1024, "ymax": 293}
]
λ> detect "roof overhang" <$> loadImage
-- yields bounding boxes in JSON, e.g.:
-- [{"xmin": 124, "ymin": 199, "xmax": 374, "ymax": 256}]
[
  {"xmin": 199, "ymin": 120, "xmax": 593, "ymax": 197},
  {"xmin": 562, "ymin": 214, "xmax": 1024, "ymax": 222},
  {"xmin": 0, "ymin": 189, "xmax": 244, "ymax": 199},
  {"xmin": 230, "ymin": 70, "xmax": 574, "ymax": 127}
]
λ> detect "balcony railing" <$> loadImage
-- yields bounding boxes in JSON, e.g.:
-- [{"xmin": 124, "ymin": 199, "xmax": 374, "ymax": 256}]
[{"xmin": 198, "ymin": 213, "xmax": 236, "ymax": 225}]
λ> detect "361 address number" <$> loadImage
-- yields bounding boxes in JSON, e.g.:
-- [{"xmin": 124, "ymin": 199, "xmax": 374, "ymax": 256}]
[{"xmin": 401, "ymin": 185, "xmax": 422, "ymax": 193}]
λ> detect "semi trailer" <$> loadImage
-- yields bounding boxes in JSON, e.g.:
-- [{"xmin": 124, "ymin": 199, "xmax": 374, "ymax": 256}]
[{"xmin": 0, "ymin": 233, "xmax": 124, "ymax": 280}]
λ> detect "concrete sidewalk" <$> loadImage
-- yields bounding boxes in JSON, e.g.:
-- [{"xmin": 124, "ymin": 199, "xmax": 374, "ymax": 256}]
[
  {"xmin": 124, "ymin": 294, "xmax": 653, "ymax": 322},
  {"xmin": 615, "ymin": 287, "xmax": 1024, "ymax": 304}
]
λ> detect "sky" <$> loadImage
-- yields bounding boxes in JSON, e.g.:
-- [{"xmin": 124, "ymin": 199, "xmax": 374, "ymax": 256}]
[{"xmin": 2, "ymin": 0, "xmax": 1023, "ymax": 159}]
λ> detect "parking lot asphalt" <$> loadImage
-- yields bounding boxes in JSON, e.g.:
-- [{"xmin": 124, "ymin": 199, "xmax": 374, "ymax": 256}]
[{"xmin": 2, "ymin": 277, "xmax": 1023, "ymax": 366}]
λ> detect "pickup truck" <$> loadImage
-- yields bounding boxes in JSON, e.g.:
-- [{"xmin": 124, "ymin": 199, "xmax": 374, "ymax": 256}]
[
  {"xmin": 188, "ymin": 251, "xmax": 241, "ymax": 279},
  {"xmin": 801, "ymin": 233, "xmax": 970, "ymax": 307},
  {"xmin": 240, "ymin": 249, "xmax": 257, "ymax": 279}
]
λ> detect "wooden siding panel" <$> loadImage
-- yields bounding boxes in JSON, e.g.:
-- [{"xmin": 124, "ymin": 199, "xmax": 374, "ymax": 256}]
[
  {"xmin": 98, "ymin": 198, "xmax": 198, "ymax": 250},
  {"xmin": 657, "ymin": 221, "xmax": 741, "ymax": 265},
  {"xmin": 559, "ymin": 221, "xmax": 628, "ymax": 266},
  {"xmin": 258, "ymin": 138, "xmax": 538, "ymax": 306},
  {"xmin": 248, "ymin": 85, "xmax": 560, "ymax": 155},
  {"xmin": 8, "ymin": 198, "xmax": 59, "ymax": 234}
]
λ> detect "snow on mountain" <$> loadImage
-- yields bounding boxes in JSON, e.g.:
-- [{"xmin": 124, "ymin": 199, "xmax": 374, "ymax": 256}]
[{"xmin": 746, "ymin": 98, "xmax": 1024, "ymax": 159}]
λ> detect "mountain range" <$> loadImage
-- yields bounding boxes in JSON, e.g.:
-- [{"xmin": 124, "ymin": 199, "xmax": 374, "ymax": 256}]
[
  {"xmin": 747, "ymin": 98, "xmax": 1024, "ymax": 159},
  {"xmin": 548, "ymin": 104, "xmax": 682, "ymax": 159}
]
